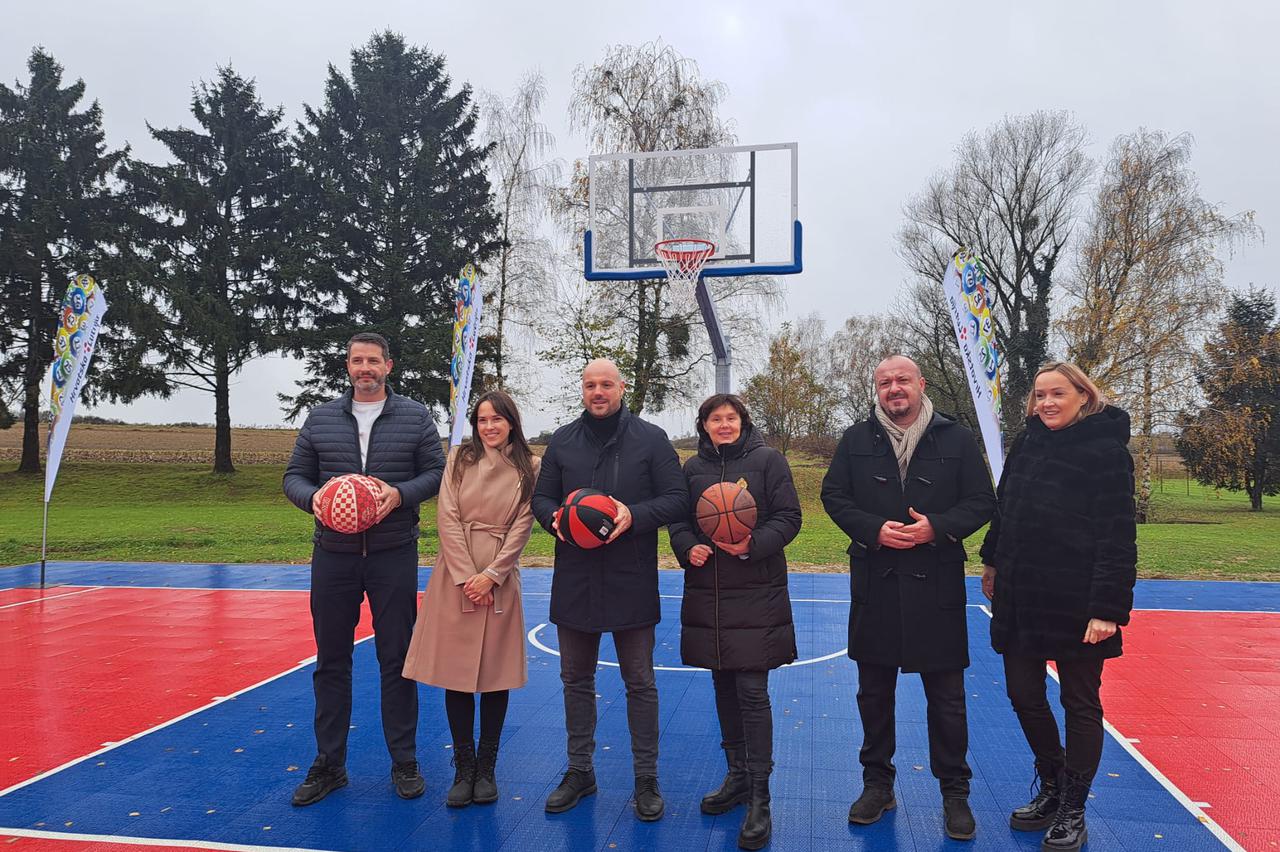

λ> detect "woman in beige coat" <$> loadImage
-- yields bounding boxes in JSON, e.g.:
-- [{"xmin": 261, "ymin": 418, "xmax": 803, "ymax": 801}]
[{"xmin": 403, "ymin": 390, "xmax": 539, "ymax": 808}]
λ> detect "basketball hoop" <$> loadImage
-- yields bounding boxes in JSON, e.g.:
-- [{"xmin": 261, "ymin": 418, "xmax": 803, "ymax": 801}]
[{"xmin": 654, "ymin": 238, "xmax": 716, "ymax": 287}]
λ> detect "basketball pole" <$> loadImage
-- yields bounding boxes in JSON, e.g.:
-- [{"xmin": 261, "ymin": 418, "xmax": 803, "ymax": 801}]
[{"xmin": 695, "ymin": 276, "xmax": 732, "ymax": 394}]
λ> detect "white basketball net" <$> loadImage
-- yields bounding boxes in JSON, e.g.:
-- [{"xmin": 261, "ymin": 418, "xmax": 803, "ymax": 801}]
[{"xmin": 655, "ymin": 239, "xmax": 716, "ymax": 286}]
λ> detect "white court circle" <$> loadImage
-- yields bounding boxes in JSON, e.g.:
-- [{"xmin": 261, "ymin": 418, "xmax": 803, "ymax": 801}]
[{"xmin": 526, "ymin": 622, "xmax": 848, "ymax": 672}]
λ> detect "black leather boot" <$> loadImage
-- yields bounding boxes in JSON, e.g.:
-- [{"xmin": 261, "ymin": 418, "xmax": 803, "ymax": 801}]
[
  {"xmin": 1011, "ymin": 761, "xmax": 1063, "ymax": 831},
  {"xmin": 701, "ymin": 746, "xmax": 750, "ymax": 815},
  {"xmin": 944, "ymin": 797, "xmax": 976, "ymax": 840},
  {"xmin": 446, "ymin": 741, "xmax": 477, "ymax": 808},
  {"xmin": 1041, "ymin": 769, "xmax": 1090, "ymax": 851},
  {"xmin": 736, "ymin": 776, "xmax": 771, "ymax": 851},
  {"xmin": 473, "ymin": 737, "xmax": 500, "ymax": 804},
  {"xmin": 848, "ymin": 785, "xmax": 896, "ymax": 825}
]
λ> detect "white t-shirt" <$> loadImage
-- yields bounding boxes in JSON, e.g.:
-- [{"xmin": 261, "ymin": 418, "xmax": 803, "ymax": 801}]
[{"xmin": 351, "ymin": 399, "xmax": 386, "ymax": 469}]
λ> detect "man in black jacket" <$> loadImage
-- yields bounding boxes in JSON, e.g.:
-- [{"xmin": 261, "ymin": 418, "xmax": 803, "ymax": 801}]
[
  {"xmin": 282, "ymin": 332, "xmax": 446, "ymax": 806},
  {"xmin": 821, "ymin": 355, "xmax": 995, "ymax": 841},
  {"xmin": 532, "ymin": 359, "xmax": 688, "ymax": 821}
]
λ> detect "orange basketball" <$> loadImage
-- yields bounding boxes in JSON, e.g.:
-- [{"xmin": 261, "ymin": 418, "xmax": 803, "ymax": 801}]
[
  {"xmin": 315, "ymin": 473, "xmax": 381, "ymax": 534},
  {"xmin": 696, "ymin": 479, "xmax": 757, "ymax": 545}
]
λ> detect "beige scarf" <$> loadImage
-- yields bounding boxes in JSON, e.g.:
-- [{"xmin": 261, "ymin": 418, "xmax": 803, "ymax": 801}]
[{"xmin": 874, "ymin": 394, "xmax": 935, "ymax": 484}]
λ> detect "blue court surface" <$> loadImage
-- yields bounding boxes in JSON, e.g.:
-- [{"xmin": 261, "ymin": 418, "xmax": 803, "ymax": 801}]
[{"xmin": 1, "ymin": 561, "xmax": 1275, "ymax": 852}]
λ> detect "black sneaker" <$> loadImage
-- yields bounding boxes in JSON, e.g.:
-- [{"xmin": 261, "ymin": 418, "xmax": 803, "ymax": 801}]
[
  {"xmin": 392, "ymin": 760, "xmax": 425, "ymax": 800},
  {"xmin": 633, "ymin": 775, "xmax": 664, "ymax": 822},
  {"xmin": 545, "ymin": 768, "xmax": 597, "ymax": 813},
  {"xmin": 291, "ymin": 755, "xmax": 348, "ymax": 806}
]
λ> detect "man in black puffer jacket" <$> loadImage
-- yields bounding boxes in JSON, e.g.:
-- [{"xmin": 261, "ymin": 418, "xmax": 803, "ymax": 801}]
[
  {"xmin": 532, "ymin": 359, "xmax": 688, "ymax": 822},
  {"xmin": 282, "ymin": 332, "xmax": 445, "ymax": 806},
  {"xmin": 821, "ymin": 356, "xmax": 995, "ymax": 842}
]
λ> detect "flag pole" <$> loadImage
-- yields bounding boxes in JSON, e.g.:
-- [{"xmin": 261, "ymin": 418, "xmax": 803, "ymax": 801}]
[{"xmin": 40, "ymin": 498, "xmax": 49, "ymax": 589}]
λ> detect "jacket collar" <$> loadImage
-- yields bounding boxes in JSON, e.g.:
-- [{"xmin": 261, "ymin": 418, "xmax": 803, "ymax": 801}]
[
  {"xmin": 578, "ymin": 403, "xmax": 631, "ymax": 447},
  {"xmin": 339, "ymin": 385, "xmax": 399, "ymax": 412},
  {"xmin": 697, "ymin": 424, "xmax": 765, "ymax": 461},
  {"xmin": 1024, "ymin": 404, "xmax": 1131, "ymax": 446}
]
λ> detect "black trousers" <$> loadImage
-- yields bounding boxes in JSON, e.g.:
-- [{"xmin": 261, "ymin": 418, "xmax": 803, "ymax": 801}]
[
  {"xmin": 310, "ymin": 541, "xmax": 419, "ymax": 766},
  {"xmin": 1003, "ymin": 655, "xmax": 1106, "ymax": 782},
  {"xmin": 856, "ymin": 662, "xmax": 971, "ymax": 796},
  {"xmin": 711, "ymin": 669, "xmax": 773, "ymax": 778},
  {"xmin": 557, "ymin": 624, "xmax": 659, "ymax": 776}
]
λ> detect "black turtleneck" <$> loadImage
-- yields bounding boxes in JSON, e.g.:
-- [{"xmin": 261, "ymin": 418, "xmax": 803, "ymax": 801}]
[{"xmin": 586, "ymin": 406, "xmax": 622, "ymax": 444}]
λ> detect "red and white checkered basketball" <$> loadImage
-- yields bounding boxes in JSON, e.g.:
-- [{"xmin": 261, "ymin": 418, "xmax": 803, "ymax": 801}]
[{"xmin": 315, "ymin": 474, "xmax": 381, "ymax": 534}]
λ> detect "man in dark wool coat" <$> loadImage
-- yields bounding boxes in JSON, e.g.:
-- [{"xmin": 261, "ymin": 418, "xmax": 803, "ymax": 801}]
[
  {"xmin": 531, "ymin": 358, "xmax": 688, "ymax": 822},
  {"xmin": 821, "ymin": 355, "xmax": 995, "ymax": 841}
]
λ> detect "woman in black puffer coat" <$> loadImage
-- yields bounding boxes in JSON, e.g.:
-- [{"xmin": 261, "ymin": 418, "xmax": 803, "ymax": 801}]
[
  {"xmin": 980, "ymin": 362, "xmax": 1137, "ymax": 852},
  {"xmin": 669, "ymin": 394, "xmax": 801, "ymax": 852}
]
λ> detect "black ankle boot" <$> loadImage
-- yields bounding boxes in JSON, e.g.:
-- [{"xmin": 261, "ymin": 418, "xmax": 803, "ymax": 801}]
[
  {"xmin": 701, "ymin": 746, "xmax": 750, "ymax": 815},
  {"xmin": 737, "ymin": 776, "xmax": 771, "ymax": 851},
  {"xmin": 1041, "ymin": 769, "xmax": 1089, "ymax": 851},
  {"xmin": 1011, "ymin": 761, "xmax": 1062, "ymax": 831},
  {"xmin": 473, "ymin": 737, "xmax": 499, "ymax": 804},
  {"xmin": 446, "ymin": 741, "xmax": 476, "ymax": 808}
]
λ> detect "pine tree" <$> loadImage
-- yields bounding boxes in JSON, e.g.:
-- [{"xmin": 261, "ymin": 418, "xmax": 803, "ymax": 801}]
[
  {"xmin": 119, "ymin": 66, "xmax": 295, "ymax": 473},
  {"xmin": 0, "ymin": 48, "xmax": 130, "ymax": 472},
  {"xmin": 285, "ymin": 31, "xmax": 500, "ymax": 418},
  {"xmin": 1177, "ymin": 289, "xmax": 1280, "ymax": 511}
]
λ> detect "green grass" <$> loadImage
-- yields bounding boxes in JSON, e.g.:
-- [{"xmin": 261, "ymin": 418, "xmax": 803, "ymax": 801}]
[{"xmin": 0, "ymin": 460, "xmax": 1276, "ymax": 580}]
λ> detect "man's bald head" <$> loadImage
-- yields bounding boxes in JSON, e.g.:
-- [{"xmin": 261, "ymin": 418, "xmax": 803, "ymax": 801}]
[
  {"xmin": 582, "ymin": 358, "xmax": 623, "ymax": 384},
  {"xmin": 874, "ymin": 355, "xmax": 927, "ymax": 426},
  {"xmin": 875, "ymin": 355, "xmax": 922, "ymax": 379},
  {"xmin": 581, "ymin": 358, "xmax": 626, "ymax": 418}
]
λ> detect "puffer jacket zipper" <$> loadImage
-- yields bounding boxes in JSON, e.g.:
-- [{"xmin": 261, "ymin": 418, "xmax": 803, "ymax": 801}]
[
  {"xmin": 352, "ymin": 399, "xmax": 389, "ymax": 558},
  {"xmin": 714, "ymin": 449, "xmax": 726, "ymax": 670}
]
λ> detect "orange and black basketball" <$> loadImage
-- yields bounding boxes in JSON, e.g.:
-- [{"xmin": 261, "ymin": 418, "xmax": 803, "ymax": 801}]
[
  {"xmin": 557, "ymin": 488, "xmax": 618, "ymax": 549},
  {"xmin": 696, "ymin": 479, "xmax": 757, "ymax": 545}
]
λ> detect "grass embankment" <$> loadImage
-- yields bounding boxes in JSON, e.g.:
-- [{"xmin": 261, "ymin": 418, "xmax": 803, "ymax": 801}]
[{"xmin": 1, "ymin": 457, "xmax": 1276, "ymax": 580}]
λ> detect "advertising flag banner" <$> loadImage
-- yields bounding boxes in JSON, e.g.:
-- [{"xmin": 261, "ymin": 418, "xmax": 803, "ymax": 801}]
[
  {"xmin": 448, "ymin": 264, "xmax": 483, "ymax": 446},
  {"xmin": 941, "ymin": 250, "xmax": 1004, "ymax": 483},
  {"xmin": 45, "ymin": 274, "xmax": 108, "ymax": 503}
]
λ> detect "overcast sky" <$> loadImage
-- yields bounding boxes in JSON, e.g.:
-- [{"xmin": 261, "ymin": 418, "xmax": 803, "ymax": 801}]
[{"xmin": 5, "ymin": 0, "xmax": 1277, "ymax": 436}]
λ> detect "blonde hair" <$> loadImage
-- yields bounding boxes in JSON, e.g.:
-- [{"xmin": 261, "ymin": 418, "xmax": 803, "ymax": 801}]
[{"xmin": 1025, "ymin": 361, "xmax": 1107, "ymax": 422}]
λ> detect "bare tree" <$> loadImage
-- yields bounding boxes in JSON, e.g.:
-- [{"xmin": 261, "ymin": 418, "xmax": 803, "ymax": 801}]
[
  {"xmin": 480, "ymin": 70, "xmax": 561, "ymax": 392},
  {"xmin": 1060, "ymin": 130, "xmax": 1259, "ymax": 521},
  {"xmin": 547, "ymin": 40, "xmax": 779, "ymax": 414},
  {"xmin": 898, "ymin": 111, "xmax": 1092, "ymax": 432},
  {"xmin": 827, "ymin": 313, "xmax": 906, "ymax": 425}
]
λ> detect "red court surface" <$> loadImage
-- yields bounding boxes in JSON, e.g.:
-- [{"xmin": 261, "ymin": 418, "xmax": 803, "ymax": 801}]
[
  {"xmin": 1102, "ymin": 610, "xmax": 1280, "ymax": 851},
  {"xmin": 0, "ymin": 838, "xmax": 201, "ymax": 851},
  {"xmin": 0, "ymin": 586, "xmax": 372, "ymax": 794}
]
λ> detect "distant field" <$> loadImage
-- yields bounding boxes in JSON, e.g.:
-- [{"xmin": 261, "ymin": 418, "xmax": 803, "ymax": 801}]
[
  {"xmin": 0, "ymin": 422, "xmax": 299, "ymax": 464},
  {"xmin": 0, "ymin": 424, "xmax": 1275, "ymax": 579}
]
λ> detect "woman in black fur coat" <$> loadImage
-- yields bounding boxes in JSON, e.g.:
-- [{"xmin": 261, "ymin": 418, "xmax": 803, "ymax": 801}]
[
  {"xmin": 670, "ymin": 394, "xmax": 801, "ymax": 851},
  {"xmin": 980, "ymin": 362, "xmax": 1137, "ymax": 852}
]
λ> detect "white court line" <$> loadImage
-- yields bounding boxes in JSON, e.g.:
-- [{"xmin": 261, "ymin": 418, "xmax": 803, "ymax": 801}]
[
  {"xmin": 0, "ymin": 636, "xmax": 372, "ymax": 800},
  {"xmin": 12, "ymin": 583, "xmax": 309, "ymax": 594},
  {"xmin": 0, "ymin": 586, "xmax": 104, "ymax": 610},
  {"xmin": 526, "ymin": 622, "xmax": 848, "ymax": 672},
  {"xmin": 1131, "ymin": 608, "xmax": 1280, "ymax": 615},
  {"xmin": 0, "ymin": 827, "xmax": 340, "ymax": 852},
  {"xmin": 975, "ymin": 604, "xmax": 1245, "ymax": 852}
]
